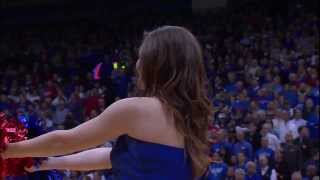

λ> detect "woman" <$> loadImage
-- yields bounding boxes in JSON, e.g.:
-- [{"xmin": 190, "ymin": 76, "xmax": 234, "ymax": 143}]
[{"xmin": 1, "ymin": 26, "xmax": 212, "ymax": 179}]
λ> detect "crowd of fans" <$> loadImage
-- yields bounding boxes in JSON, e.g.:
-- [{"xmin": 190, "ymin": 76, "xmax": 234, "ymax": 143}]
[{"xmin": 0, "ymin": 1, "xmax": 319, "ymax": 180}]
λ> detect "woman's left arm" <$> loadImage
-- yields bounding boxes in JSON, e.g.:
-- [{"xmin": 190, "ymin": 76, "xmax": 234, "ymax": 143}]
[
  {"xmin": 25, "ymin": 148, "xmax": 112, "ymax": 172},
  {"xmin": 2, "ymin": 98, "xmax": 137, "ymax": 158}
]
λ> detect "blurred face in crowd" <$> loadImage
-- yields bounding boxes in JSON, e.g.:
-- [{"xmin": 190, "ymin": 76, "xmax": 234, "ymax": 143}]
[
  {"xmin": 250, "ymin": 101, "xmax": 258, "ymax": 110},
  {"xmin": 261, "ymin": 137, "xmax": 269, "ymax": 148},
  {"xmin": 294, "ymin": 109, "xmax": 302, "ymax": 119},
  {"xmin": 289, "ymin": 73, "xmax": 297, "ymax": 82},
  {"xmin": 299, "ymin": 82, "xmax": 307, "ymax": 92},
  {"xmin": 90, "ymin": 109, "xmax": 98, "ymax": 119},
  {"xmin": 236, "ymin": 131, "xmax": 245, "ymax": 141},
  {"xmin": 306, "ymin": 164, "xmax": 317, "ymax": 177},
  {"xmin": 257, "ymin": 111, "xmax": 267, "ymax": 122},
  {"xmin": 248, "ymin": 122, "xmax": 257, "ymax": 133},
  {"xmin": 281, "ymin": 111, "xmax": 290, "ymax": 121},
  {"xmin": 227, "ymin": 166, "xmax": 235, "ymax": 177},
  {"xmin": 58, "ymin": 99, "xmax": 65, "ymax": 109},
  {"xmin": 236, "ymin": 81, "xmax": 244, "ymax": 90},
  {"xmin": 228, "ymin": 72, "xmax": 236, "ymax": 83},
  {"xmin": 237, "ymin": 152, "xmax": 246, "ymax": 164},
  {"xmin": 258, "ymin": 155, "xmax": 269, "ymax": 167},
  {"xmin": 217, "ymin": 129, "xmax": 226, "ymax": 141},
  {"xmin": 300, "ymin": 127, "xmax": 309, "ymax": 138},
  {"xmin": 274, "ymin": 150, "xmax": 283, "ymax": 162},
  {"xmin": 250, "ymin": 79, "xmax": 259, "ymax": 87},
  {"xmin": 234, "ymin": 169, "xmax": 245, "ymax": 180},
  {"xmin": 291, "ymin": 172, "xmax": 302, "ymax": 180},
  {"xmin": 19, "ymin": 94, "xmax": 27, "ymax": 103},
  {"xmin": 212, "ymin": 152, "xmax": 222, "ymax": 162},
  {"xmin": 246, "ymin": 162, "xmax": 256, "ymax": 175},
  {"xmin": 267, "ymin": 101, "xmax": 276, "ymax": 111},
  {"xmin": 285, "ymin": 133, "xmax": 294, "ymax": 143},
  {"xmin": 260, "ymin": 123, "xmax": 271, "ymax": 136},
  {"xmin": 305, "ymin": 98, "xmax": 314, "ymax": 109},
  {"xmin": 98, "ymin": 98, "xmax": 105, "ymax": 108}
]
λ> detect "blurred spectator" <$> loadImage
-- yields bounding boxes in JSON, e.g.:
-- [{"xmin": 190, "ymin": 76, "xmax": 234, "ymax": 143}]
[
  {"xmin": 273, "ymin": 150, "xmax": 290, "ymax": 179},
  {"xmin": 272, "ymin": 110, "xmax": 297, "ymax": 142},
  {"xmin": 293, "ymin": 126, "xmax": 313, "ymax": 164},
  {"xmin": 210, "ymin": 129, "xmax": 232, "ymax": 161},
  {"xmin": 245, "ymin": 161, "xmax": 261, "ymax": 180},
  {"xmin": 304, "ymin": 164, "xmax": 318, "ymax": 180},
  {"xmin": 53, "ymin": 99, "xmax": 69, "ymax": 128},
  {"xmin": 236, "ymin": 152, "xmax": 248, "ymax": 170},
  {"xmin": 207, "ymin": 152, "xmax": 228, "ymax": 179},
  {"xmin": 233, "ymin": 130, "xmax": 253, "ymax": 160},
  {"xmin": 226, "ymin": 166, "xmax": 235, "ymax": 180},
  {"xmin": 260, "ymin": 123, "xmax": 280, "ymax": 151},
  {"xmin": 234, "ymin": 168, "xmax": 246, "ymax": 180},
  {"xmin": 291, "ymin": 171, "xmax": 303, "ymax": 180},
  {"xmin": 255, "ymin": 137, "xmax": 274, "ymax": 162},
  {"xmin": 288, "ymin": 109, "xmax": 307, "ymax": 136},
  {"xmin": 257, "ymin": 155, "xmax": 277, "ymax": 180},
  {"xmin": 282, "ymin": 133, "xmax": 302, "ymax": 176}
]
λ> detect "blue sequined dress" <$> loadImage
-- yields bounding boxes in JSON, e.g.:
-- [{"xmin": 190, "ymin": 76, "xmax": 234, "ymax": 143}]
[{"xmin": 109, "ymin": 135, "xmax": 192, "ymax": 180}]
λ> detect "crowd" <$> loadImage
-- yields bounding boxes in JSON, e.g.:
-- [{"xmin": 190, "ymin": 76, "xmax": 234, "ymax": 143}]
[
  {"xmin": 203, "ymin": 4, "xmax": 319, "ymax": 180},
  {"xmin": 0, "ymin": 1, "xmax": 319, "ymax": 180}
]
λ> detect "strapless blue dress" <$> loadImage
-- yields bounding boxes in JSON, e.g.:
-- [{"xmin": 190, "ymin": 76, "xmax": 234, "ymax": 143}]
[{"xmin": 109, "ymin": 135, "xmax": 193, "ymax": 180}]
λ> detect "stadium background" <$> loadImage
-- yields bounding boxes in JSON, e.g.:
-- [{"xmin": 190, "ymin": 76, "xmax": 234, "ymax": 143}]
[{"xmin": 0, "ymin": 0, "xmax": 319, "ymax": 179}]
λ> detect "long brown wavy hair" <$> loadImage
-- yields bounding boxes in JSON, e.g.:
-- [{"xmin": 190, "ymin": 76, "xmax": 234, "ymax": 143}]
[{"xmin": 136, "ymin": 26, "xmax": 212, "ymax": 178}]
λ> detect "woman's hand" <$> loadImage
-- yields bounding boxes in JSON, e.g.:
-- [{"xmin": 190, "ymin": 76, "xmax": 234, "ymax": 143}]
[
  {"xmin": 23, "ymin": 148, "xmax": 112, "ymax": 173},
  {"xmin": 24, "ymin": 165, "xmax": 39, "ymax": 173}
]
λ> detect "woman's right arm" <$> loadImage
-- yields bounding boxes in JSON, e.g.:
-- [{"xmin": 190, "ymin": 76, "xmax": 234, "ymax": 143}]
[
  {"xmin": 3, "ymin": 98, "xmax": 139, "ymax": 158},
  {"xmin": 25, "ymin": 148, "xmax": 112, "ymax": 172}
]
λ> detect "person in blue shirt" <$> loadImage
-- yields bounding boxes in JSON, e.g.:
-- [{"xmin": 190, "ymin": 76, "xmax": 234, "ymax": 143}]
[
  {"xmin": 224, "ymin": 72, "xmax": 238, "ymax": 95},
  {"xmin": 231, "ymin": 91, "xmax": 250, "ymax": 111},
  {"xmin": 282, "ymin": 85, "xmax": 299, "ymax": 107},
  {"xmin": 207, "ymin": 151, "xmax": 228, "ymax": 180},
  {"xmin": 245, "ymin": 161, "xmax": 262, "ymax": 180},
  {"xmin": 236, "ymin": 152, "xmax": 248, "ymax": 170},
  {"xmin": 306, "ymin": 106, "xmax": 319, "ymax": 140},
  {"xmin": 210, "ymin": 129, "xmax": 233, "ymax": 160},
  {"xmin": 256, "ymin": 88, "xmax": 274, "ymax": 110},
  {"xmin": 255, "ymin": 137, "xmax": 274, "ymax": 163},
  {"xmin": 233, "ymin": 130, "xmax": 253, "ymax": 160}
]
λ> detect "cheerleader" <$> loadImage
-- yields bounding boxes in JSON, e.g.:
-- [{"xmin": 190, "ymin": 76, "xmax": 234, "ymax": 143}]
[{"xmin": 2, "ymin": 26, "xmax": 212, "ymax": 180}]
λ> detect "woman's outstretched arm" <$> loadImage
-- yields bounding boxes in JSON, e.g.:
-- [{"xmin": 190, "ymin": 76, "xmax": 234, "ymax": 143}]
[
  {"xmin": 25, "ymin": 148, "xmax": 112, "ymax": 172},
  {"xmin": 2, "ymin": 98, "xmax": 138, "ymax": 158}
]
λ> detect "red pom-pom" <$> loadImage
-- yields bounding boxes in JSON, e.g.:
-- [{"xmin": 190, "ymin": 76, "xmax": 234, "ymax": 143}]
[{"xmin": 0, "ymin": 112, "xmax": 34, "ymax": 177}]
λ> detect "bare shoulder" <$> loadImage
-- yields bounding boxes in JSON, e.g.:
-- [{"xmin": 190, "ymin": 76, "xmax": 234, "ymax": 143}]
[{"xmin": 112, "ymin": 97, "xmax": 161, "ymax": 113}]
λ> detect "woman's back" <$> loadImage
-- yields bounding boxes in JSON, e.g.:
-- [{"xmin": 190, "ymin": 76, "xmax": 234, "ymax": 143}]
[
  {"xmin": 125, "ymin": 97, "xmax": 184, "ymax": 149},
  {"xmin": 110, "ymin": 135, "xmax": 192, "ymax": 180},
  {"xmin": 108, "ymin": 97, "xmax": 191, "ymax": 179}
]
